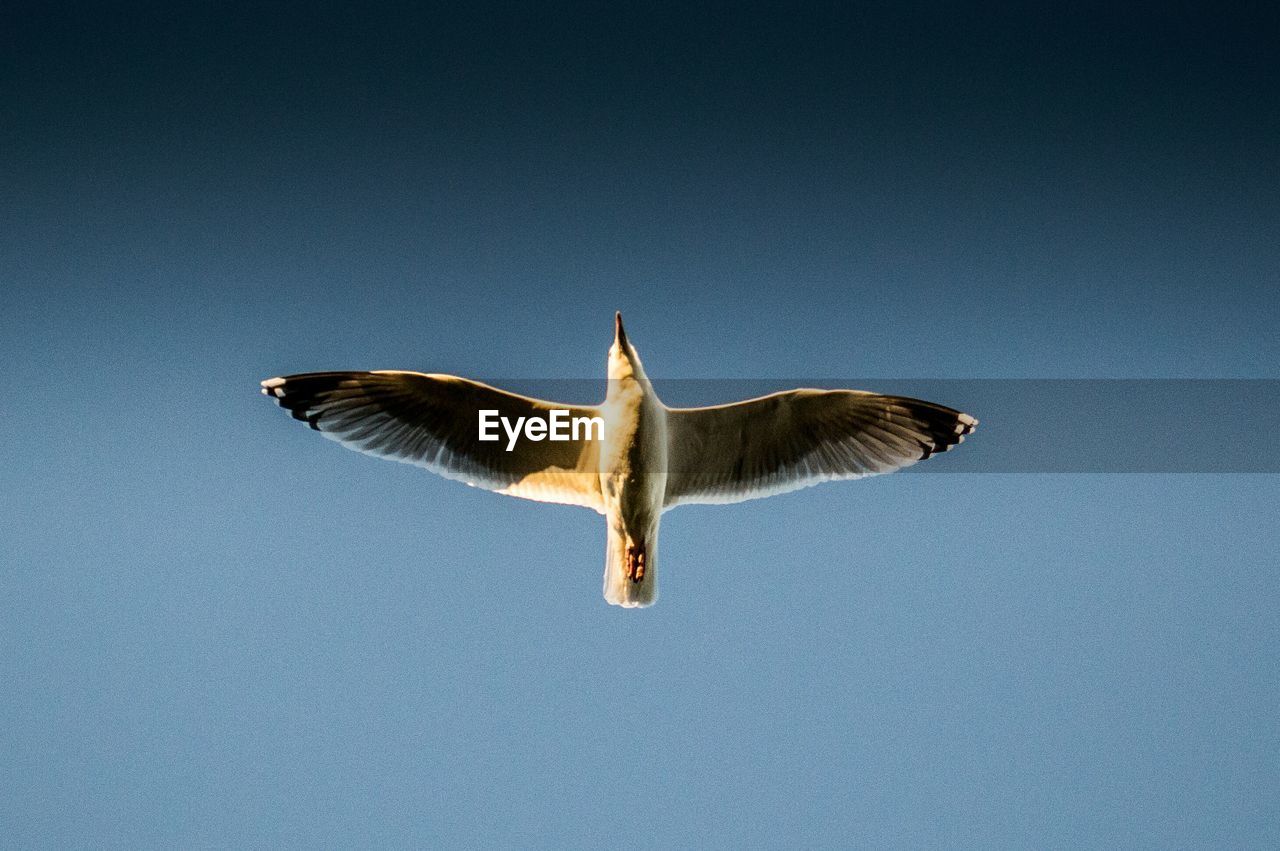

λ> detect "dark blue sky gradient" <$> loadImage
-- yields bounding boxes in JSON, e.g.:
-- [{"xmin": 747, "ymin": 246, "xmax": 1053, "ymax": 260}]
[{"xmin": 3, "ymin": 3, "xmax": 1278, "ymax": 846}]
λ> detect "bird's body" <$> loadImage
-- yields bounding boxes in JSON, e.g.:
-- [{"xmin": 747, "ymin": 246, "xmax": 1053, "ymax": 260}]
[
  {"xmin": 262, "ymin": 314, "xmax": 976, "ymax": 607},
  {"xmin": 598, "ymin": 318, "xmax": 667, "ymax": 606}
]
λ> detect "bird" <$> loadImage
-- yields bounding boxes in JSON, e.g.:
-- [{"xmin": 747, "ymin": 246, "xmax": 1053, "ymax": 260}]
[{"xmin": 261, "ymin": 313, "xmax": 977, "ymax": 608}]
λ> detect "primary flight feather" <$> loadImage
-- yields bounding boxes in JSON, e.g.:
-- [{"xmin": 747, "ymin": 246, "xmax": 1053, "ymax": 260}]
[{"xmin": 262, "ymin": 313, "xmax": 977, "ymax": 607}]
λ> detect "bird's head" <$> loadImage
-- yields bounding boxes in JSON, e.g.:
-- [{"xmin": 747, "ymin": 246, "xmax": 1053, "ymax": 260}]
[{"xmin": 608, "ymin": 312, "xmax": 647, "ymax": 381}]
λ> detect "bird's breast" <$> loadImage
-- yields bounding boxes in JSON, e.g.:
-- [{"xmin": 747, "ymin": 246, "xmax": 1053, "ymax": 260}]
[{"xmin": 598, "ymin": 395, "xmax": 667, "ymax": 518}]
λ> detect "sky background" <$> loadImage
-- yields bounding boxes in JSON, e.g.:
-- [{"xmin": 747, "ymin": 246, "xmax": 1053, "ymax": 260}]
[{"xmin": 3, "ymin": 2, "xmax": 1278, "ymax": 846}]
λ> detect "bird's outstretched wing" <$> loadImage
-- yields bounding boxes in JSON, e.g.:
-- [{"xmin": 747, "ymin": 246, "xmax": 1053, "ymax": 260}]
[
  {"xmin": 262, "ymin": 371, "xmax": 604, "ymax": 512},
  {"xmin": 664, "ymin": 389, "xmax": 976, "ymax": 508}
]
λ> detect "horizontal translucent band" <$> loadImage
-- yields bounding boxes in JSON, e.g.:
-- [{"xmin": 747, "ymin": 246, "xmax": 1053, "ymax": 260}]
[{"xmin": 470, "ymin": 379, "xmax": 1280, "ymax": 473}]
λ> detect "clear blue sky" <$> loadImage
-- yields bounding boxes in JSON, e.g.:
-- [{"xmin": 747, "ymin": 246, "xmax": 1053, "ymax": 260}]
[{"xmin": 3, "ymin": 3, "xmax": 1278, "ymax": 846}]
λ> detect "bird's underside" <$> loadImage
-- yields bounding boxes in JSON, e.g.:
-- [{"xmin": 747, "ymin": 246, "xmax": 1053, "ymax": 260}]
[{"xmin": 261, "ymin": 315, "xmax": 977, "ymax": 608}]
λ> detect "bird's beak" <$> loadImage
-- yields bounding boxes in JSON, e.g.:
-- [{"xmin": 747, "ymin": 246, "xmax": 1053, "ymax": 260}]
[{"xmin": 614, "ymin": 311, "xmax": 627, "ymax": 348}]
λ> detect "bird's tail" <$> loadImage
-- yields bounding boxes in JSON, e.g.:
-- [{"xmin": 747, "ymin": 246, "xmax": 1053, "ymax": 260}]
[{"xmin": 603, "ymin": 524, "xmax": 658, "ymax": 608}]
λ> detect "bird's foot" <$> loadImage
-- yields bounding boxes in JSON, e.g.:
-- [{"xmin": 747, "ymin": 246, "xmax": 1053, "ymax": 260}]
[{"xmin": 624, "ymin": 545, "xmax": 646, "ymax": 583}]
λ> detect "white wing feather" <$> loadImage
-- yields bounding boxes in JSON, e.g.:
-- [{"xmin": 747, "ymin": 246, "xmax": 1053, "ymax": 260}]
[
  {"xmin": 262, "ymin": 371, "xmax": 604, "ymax": 512},
  {"xmin": 663, "ymin": 388, "xmax": 977, "ymax": 508}
]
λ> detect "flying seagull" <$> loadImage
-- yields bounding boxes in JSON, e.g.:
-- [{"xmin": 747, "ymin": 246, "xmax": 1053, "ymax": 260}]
[{"xmin": 261, "ymin": 313, "xmax": 976, "ymax": 608}]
